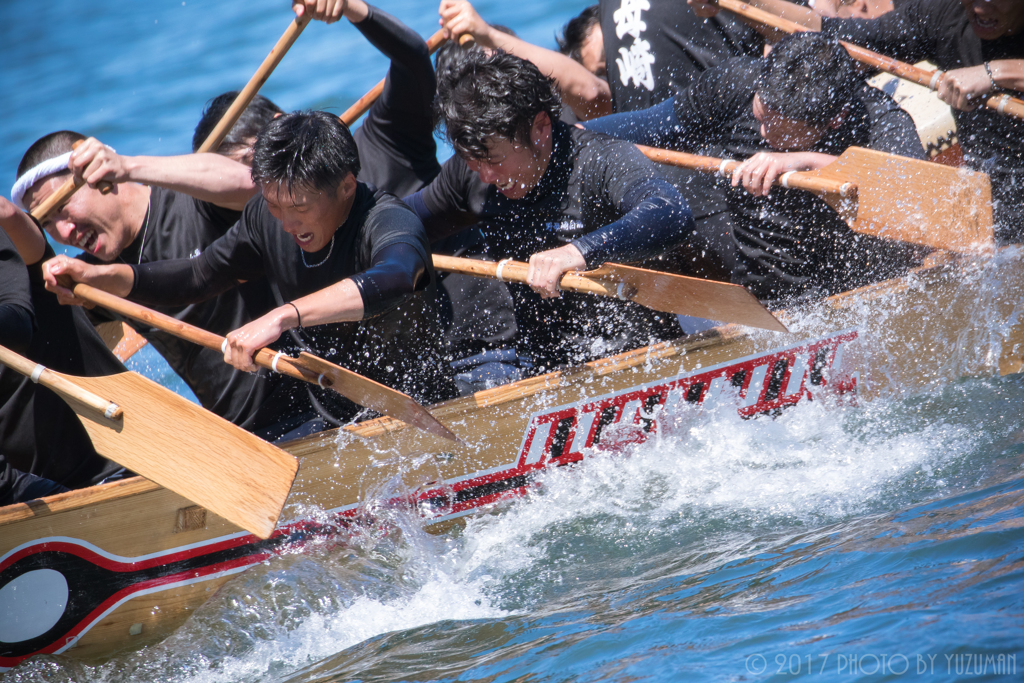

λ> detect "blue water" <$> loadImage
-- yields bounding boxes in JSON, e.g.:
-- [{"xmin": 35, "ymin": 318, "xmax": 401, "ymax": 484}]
[{"xmin": 3, "ymin": 2, "xmax": 1024, "ymax": 682}]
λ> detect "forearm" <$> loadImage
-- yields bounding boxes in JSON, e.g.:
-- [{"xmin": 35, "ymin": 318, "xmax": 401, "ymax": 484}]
[
  {"xmin": 990, "ymin": 60, "xmax": 1024, "ymax": 94},
  {"xmin": 121, "ymin": 154, "xmax": 257, "ymax": 210},
  {"xmin": 0, "ymin": 201, "xmax": 46, "ymax": 265},
  {"xmin": 286, "ymin": 279, "xmax": 365, "ymax": 329},
  {"xmin": 572, "ymin": 178, "xmax": 693, "ymax": 267},
  {"xmin": 484, "ymin": 28, "xmax": 612, "ymax": 119},
  {"xmin": 129, "ymin": 257, "xmax": 235, "ymax": 306},
  {"xmin": 726, "ymin": 0, "xmax": 821, "ymax": 31}
]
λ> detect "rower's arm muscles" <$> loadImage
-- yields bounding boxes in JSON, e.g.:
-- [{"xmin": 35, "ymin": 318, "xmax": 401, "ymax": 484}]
[
  {"xmin": 991, "ymin": 60, "xmax": 1024, "ymax": 94},
  {"xmin": 121, "ymin": 154, "xmax": 257, "ymax": 210},
  {"xmin": 288, "ymin": 279, "xmax": 365, "ymax": 328},
  {"xmin": 484, "ymin": 30, "xmax": 613, "ymax": 120}
]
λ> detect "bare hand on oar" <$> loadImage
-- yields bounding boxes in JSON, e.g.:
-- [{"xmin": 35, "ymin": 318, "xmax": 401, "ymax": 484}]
[
  {"xmin": 937, "ymin": 65, "xmax": 998, "ymax": 112},
  {"xmin": 730, "ymin": 151, "xmax": 837, "ymax": 197},
  {"xmin": 526, "ymin": 244, "xmax": 587, "ymax": 299},
  {"xmin": 69, "ymin": 138, "xmax": 131, "ymax": 188},
  {"xmin": 291, "ymin": 0, "xmax": 348, "ymax": 23},
  {"xmin": 438, "ymin": 0, "xmax": 488, "ymax": 44}
]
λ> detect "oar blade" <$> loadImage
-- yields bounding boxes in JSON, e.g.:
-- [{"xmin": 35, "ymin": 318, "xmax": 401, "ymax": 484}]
[
  {"xmin": 67, "ymin": 370, "xmax": 298, "ymax": 539},
  {"xmin": 295, "ymin": 352, "xmax": 459, "ymax": 442},
  {"xmin": 813, "ymin": 147, "xmax": 994, "ymax": 252},
  {"xmin": 595, "ymin": 264, "xmax": 789, "ymax": 332}
]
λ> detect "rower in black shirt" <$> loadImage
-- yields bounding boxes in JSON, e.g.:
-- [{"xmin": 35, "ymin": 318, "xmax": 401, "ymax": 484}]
[
  {"xmin": 0, "ymin": 197, "xmax": 124, "ymax": 506},
  {"xmin": 688, "ymin": 0, "xmax": 1024, "ymax": 242},
  {"xmin": 12, "ymin": 130, "xmax": 308, "ymax": 439},
  {"xmin": 585, "ymin": 32, "xmax": 926, "ymax": 304},
  {"xmin": 406, "ymin": 51, "xmax": 700, "ymax": 370},
  {"xmin": 44, "ymin": 111, "xmax": 457, "ymax": 418}
]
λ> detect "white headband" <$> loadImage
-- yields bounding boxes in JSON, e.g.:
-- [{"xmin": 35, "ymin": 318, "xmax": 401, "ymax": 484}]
[{"xmin": 11, "ymin": 152, "xmax": 72, "ymax": 211}]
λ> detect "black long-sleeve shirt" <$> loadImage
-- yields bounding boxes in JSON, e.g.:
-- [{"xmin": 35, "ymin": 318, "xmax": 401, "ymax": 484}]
[
  {"xmin": 821, "ymin": 0, "xmax": 1024, "ymax": 241},
  {"xmin": 1, "ymin": 232, "xmax": 124, "ymax": 503},
  {"xmin": 129, "ymin": 184, "xmax": 456, "ymax": 409},
  {"xmin": 351, "ymin": 5, "xmax": 440, "ymax": 197}
]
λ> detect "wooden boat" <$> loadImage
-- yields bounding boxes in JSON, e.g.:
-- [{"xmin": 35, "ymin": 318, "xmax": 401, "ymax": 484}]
[{"xmin": 1, "ymin": 245, "xmax": 1022, "ymax": 670}]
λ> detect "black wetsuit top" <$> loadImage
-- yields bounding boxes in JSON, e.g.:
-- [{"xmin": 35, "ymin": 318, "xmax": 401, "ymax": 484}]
[
  {"xmin": 82, "ymin": 187, "xmax": 303, "ymax": 436},
  {"xmin": 128, "ymin": 184, "xmax": 456, "ymax": 416},
  {"xmin": 821, "ymin": 0, "xmax": 1024, "ymax": 241},
  {"xmin": 407, "ymin": 121, "xmax": 694, "ymax": 369},
  {"xmin": 1, "ymin": 234, "xmax": 123, "ymax": 505},
  {"xmin": 588, "ymin": 58, "xmax": 925, "ymax": 303},
  {"xmin": 351, "ymin": 4, "xmax": 441, "ymax": 197}
]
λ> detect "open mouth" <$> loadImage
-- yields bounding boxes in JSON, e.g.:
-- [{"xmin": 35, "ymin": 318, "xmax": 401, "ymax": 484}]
[
  {"xmin": 972, "ymin": 16, "xmax": 1001, "ymax": 32},
  {"xmin": 73, "ymin": 229, "xmax": 98, "ymax": 254},
  {"xmin": 294, "ymin": 233, "xmax": 315, "ymax": 246}
]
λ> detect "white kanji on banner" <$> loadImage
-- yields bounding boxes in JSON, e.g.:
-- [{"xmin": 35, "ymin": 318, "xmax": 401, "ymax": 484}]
[
  {"xmin": 616, "ymin": 39, "xmax": 656, "ymax": 90},
  {"xmin": 612, "ymin": 0, "xmax": 651, "ymax": 40}
]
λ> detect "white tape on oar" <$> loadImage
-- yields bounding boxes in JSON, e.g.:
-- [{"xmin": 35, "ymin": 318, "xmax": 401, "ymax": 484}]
[
  {"xmin": 220, "ymin": 339, "xmax": 228, "ymax": 354},
  {"xmin": 317, "ymin": 374, "xmax": 327, "ymax": 388},
  {"xmin": 30, "ymin": 364, "xmax": 45, "ymax": 383},
  {"xmin": 495, "ymin": 259, "xmax": 512, "ymax": 282},
  {"xmin": 719, "ymin": 159, "xmax": 732, "ymax": 176},
  {"xmin": 616, "ymin": 282, "xmax": 629, "ymax": 300},
  {"xmin": 929, "ymin": 70, "xmax": 943, "ymax": 90},
  {"xmin": 839, "ymin": 182, "xmax": 854, "ymax": 198},
  {"xmin": 272, "ymin": 352, "xmax": 284, "ymax": 373},
  {"xmin": 780, "ymin": 172, "xmax": 795, "ymax": 188},
  {"xmin": 104, "ymin": 404, "xmax": 121, "ymax": 420},
  {"xmin": 998, "ymin": 94, "xmax": 1009, "ymax": 115}
]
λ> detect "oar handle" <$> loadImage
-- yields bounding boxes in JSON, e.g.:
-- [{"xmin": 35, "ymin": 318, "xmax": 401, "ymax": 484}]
[
  {"xmin": 636, "ymin": 145, "xmax": 857, "ymax": 199},
  {"xmin": 432, "ymin": 254, "xmax": 620, "ymax": 298},
  {"xmin": 717, "ymin": 0, "xmax": 1024, "ymax": 121},
  {"xmin": 340, "ymin": 29, "xmax": 448, "ymax": 126},
  {"xmin": 196, "ymin": 14, "xmax": 312, "ymax": 153},
  {"xmin": 0, "ymin": 344, "xmax": 122, "ymax": 421},
  {"xmin": 71, "ymin": 283, "xmax": 329, "ymax": 389},
  {"xmin": 29, "ymin": 141, "xmax": 113, "ymax": 223}
]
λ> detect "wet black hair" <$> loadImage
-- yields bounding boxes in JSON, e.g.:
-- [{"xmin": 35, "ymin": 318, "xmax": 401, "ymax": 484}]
[
  {"xmin": 435, "ymin": 50, "xmax": 562, "ymax": 160},
  {"xmin": 556, "ymin": 5, "xmax": 600, "ymax": 64},
  {"xmin": 17, "ymin": 130, "xmax": 85, "ymax": 178},
  {"xmin": 757, "ymin": 33, "xmax": 860, "ymax": 126},
  {"xmin": 192, "ymin": 92, "xmax": 284, "ymax": 155},
  {"xmin": 250, "ymin": 110, "xmax": 360, "ymax": 193}
]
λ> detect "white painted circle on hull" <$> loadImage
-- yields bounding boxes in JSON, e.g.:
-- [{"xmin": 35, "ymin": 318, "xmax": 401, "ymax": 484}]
[{"xmin": 0, "ymin": 569, "xmax": 69, "ymax": 643}]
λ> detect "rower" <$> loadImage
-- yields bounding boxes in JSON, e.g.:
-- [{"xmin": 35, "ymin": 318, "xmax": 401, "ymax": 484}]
[
  {"xmin": 43, "ymin": 111, "xmax": 458, "ymax": 420},
  {"xmin": 0, "ymin": 197, "xmax": 126, "ymax": 506},
  {"xmin": 687, "ymin": 0, "xmax": 1024, "ymax": 243},
  {"xmin": 583, "ymin": 32, "xmax": 927, "ymax": 305},
  {"xmin": 406, "ymin": 50, "xmax": 705, "ymax": 372}
]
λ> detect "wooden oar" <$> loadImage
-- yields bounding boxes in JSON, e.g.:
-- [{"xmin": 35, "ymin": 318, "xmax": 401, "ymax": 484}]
[
  {"xmin": 339, "ymin": 29, "xmax": 448, "ymax": 126},
  {"xmin": 31, "ymin": 14, "xmax": 311, "ymax": 224},
  {"xmin": 29, "ymin": 141, "xmax": 112, "ymax": 224},
  {"xmin": 0, "ymin": 344, "xmax": 298, "ymax": 539},
  {"xmin": 70, "ymin": 283, "xmax": 459, "ymax": 442},
  {"xmin": 196, "ymin": 14, "xmax": 311, "ymax": 152},
  {"xmin": 717, "ymin": 0, "xmax": 1024, "ymax": 121},
  {"xmin": 638, "ymin": 144, "xmax": 994, "ymax": 252},
  {"xmin": 432, "ymin": 254, "xmax": 788, "ymax": 332}
]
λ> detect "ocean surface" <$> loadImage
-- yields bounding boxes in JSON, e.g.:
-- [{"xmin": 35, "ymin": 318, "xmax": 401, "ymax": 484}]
[{"xmin": 3, "ymin": 1, "xmax": 1024, "ymax": 682}]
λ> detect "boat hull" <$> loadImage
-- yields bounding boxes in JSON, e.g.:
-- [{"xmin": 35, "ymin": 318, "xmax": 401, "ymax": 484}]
[{"xmin": 2, "ymin": 248, "xmax": 1023, "ymax": 670}]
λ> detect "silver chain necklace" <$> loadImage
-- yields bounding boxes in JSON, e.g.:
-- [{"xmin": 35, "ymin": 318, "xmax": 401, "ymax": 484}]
[{"xmin": 300, "ymin": 234, "xmax": 334, "ymax": 268}]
